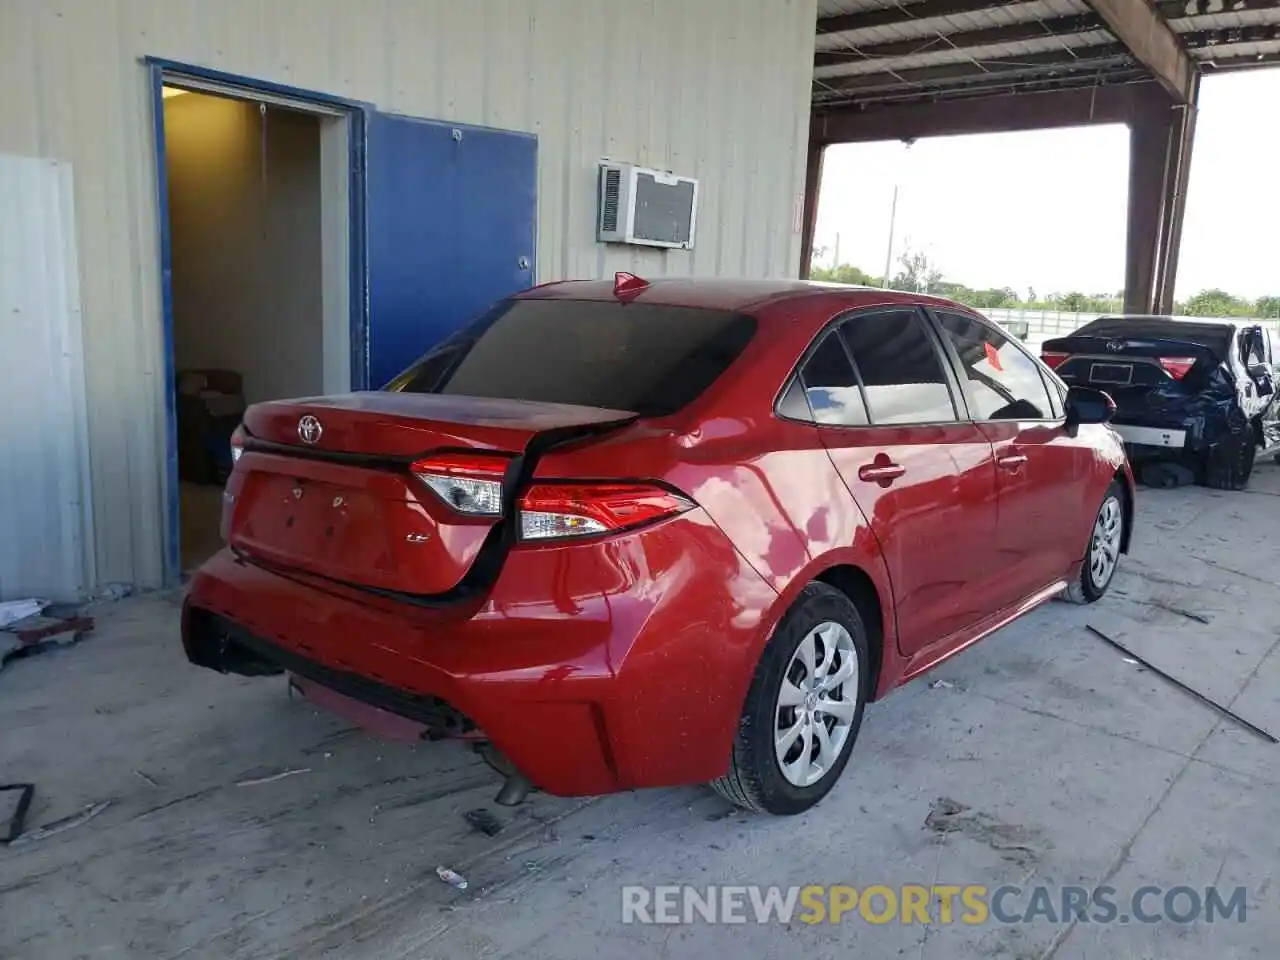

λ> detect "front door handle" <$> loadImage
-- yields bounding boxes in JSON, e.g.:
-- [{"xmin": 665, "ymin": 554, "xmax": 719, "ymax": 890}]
[
  {"xmin": 857, "ymin": 461, "xmax": 906, "ymax": 483},
  {"xmin": 997, "ymin": 454, "xmax": 1028, "ymax": 471}
]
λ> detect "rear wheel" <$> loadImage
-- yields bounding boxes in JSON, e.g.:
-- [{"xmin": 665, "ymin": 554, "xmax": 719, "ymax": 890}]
[
  {"xmin": 1062, "ymin": 481, "xmax": 1125, "ymax": 605},
  {"xmin": 1202, "ymin": 412, "xmax": 1257, "ymax": 491},
  {"xmin": 711, "ymin": 583, "xmax": 870, "ymax": 815}
]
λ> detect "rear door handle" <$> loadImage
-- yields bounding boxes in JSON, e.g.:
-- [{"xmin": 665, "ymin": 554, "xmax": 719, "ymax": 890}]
[
  {"xmin": 857, "ymin": 462, "xmax": 906, "ymax": 483},
  {"xmin": 997, "ymin": 454, "xmax": 1028, "ymax": 471}
]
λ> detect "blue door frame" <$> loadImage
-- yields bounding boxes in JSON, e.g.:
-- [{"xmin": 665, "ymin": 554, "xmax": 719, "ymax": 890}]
[
  {"xmin": 147, "ymin": 59, "xmax": 539, "ymax": 587},
  {"xmin": 146, "ymin": 58, "xmax": 372, "ymax": 585}
]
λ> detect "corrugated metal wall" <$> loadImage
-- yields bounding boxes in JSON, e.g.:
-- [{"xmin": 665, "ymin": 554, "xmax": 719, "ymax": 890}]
[
  {"xmin": 0, "ymin": 154, "xmax": 95, "ymax": 601},
  {"xmin": 0, "ymin": 0, "xmax": 817, "ymax": 596}
]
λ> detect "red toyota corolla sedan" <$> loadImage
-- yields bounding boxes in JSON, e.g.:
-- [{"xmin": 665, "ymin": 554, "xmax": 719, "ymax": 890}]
[{"xmin": 183, "ymin": 275, "xmax": 1134, "ymax": 815}]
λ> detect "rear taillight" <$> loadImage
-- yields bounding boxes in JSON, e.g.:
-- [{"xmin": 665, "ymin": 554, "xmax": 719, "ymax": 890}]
[
  {"xmin": 412, "ymin": 455, "xmax": 694, "ymax": 539},
  {"xmin": 230, "ymin": 425, "xmax": 246, "ymax": 464},
  {"xmin": 518, "ymin": 483, "xmax": 693, "ymax": 541},
  {"xmin": 1041, "ymin": 351, "xmax": 1070, "ymax": 370},
  {"xmin": 1158, "ymin": 356, "xmax": 1198, "ymax": 380},
  {"xmin": 411, "ymin": 453, "xmax": 510, "ymax": 516}
]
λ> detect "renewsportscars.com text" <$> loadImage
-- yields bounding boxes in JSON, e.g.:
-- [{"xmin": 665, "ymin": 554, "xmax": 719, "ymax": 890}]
[{"xmin": 621, "ymin": 884, "xmax": 1248, "ymax": 926}]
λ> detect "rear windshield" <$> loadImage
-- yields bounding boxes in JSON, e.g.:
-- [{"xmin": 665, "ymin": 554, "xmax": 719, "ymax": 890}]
[
  {"xmin": 1073, "ymin": 317, "xmax": 1234, "ymax": 358},
  {"xmin": 384, "ymin": 299, "xmax": 757, "ymax": 417}
]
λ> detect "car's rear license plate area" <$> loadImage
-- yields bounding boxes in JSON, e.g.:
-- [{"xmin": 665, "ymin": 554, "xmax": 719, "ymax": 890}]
[
  {"xmin": 1089, "ymin": 362, "xmax": 1133, "ymax": 385},
  {"xmin": 237, "ymin": 474, "xmax": 396, "ymax": 576}
]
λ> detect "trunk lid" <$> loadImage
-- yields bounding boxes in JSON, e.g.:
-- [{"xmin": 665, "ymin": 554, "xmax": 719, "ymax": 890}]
[
  {"xmin": 1042, "ymin": 335, "xmax": 1224, "ymax": 420},
  {"xmin": 242, "ymin": 392, "xmax": 637, "ymax": 456},
  {"xmin": 229, "ymin": 393, "xmax": 636, "ymax": 597}
]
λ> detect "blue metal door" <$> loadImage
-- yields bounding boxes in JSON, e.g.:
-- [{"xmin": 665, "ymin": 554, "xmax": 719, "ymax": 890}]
[{"xmin": 365, "ymin": 114, "xmax": 537, "ymax": 388}]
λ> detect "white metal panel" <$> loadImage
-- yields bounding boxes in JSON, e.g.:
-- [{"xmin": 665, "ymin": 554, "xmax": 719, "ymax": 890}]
[
  {"xmin": 0, "ymin": 154, "xmax": 95, "ymax": 602},
  {"xmin": 0, "ymin": 0, "xmax": 817, "ymax": 593}
]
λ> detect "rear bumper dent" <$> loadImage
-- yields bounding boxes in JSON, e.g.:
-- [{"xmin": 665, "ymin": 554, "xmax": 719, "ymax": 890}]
[{"xmin": 181, "ymin": 511, "xmax": 777, "ymax": 797}]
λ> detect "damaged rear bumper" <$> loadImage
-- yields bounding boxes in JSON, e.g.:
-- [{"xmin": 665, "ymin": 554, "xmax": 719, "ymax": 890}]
[
  {"xmin": 180, "ymin": 511, "xmax": 775, "ymax": 798},
  {"xmin": 1110, "ymin": 424, "xmax": 1188, "ymax": 451}
]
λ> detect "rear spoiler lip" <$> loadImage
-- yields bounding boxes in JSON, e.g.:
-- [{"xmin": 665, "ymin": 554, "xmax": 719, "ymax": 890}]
[
  {"xmin": 239, "ymin": 412, "xmax": 641, "ymax": 470},
  {"xmin": 1041, "ymin": 335, "xmax": 1225, "ymax": 364}
]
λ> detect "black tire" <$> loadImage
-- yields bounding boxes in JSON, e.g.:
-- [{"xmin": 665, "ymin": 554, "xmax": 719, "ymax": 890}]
[
  {"xmin": 1202, "ymin": 413, "xmax": 1257, "ymax": 491},
  {"xmin": 1062, "ymin": 480, "xmax": 1125, "ymax": 605},
  {"xmin": 710, "ymin": 583, "xmax": 871, "ymax": 815}
]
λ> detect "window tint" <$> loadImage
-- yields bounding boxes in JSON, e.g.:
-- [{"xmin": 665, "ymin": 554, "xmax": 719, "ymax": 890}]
[
  {"xmin": 386, "ymin": 299, "xmax": 756, "ymax": 417},
  {"xmin": 799, "ymin": 332, "xmax": 868, "ymax": 425},
  {"xmin": 937, "ymin": 313, "xmax": 1055, "ymax": 420},
  {"xmin": 777, "ymin": 377, "xmax": 812, "ymax": 421},
  {"xmin": 393, "ymin": 346, "xmax": 460, "ymax": 394},
  {"xmin": 839, "ymin": 310, "xmax": 957, "ymax": 425}
]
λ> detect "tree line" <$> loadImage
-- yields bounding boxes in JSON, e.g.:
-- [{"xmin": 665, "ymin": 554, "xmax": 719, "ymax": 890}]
[{"xmin": 810, "ymin": 247, "xmax": 1280, "ymax": 320}]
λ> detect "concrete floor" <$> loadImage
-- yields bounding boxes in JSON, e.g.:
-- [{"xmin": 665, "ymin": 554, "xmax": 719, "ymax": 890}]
[{"xmin": 3, "ymin": 466, "xmax": 1278, "ymax": 959}]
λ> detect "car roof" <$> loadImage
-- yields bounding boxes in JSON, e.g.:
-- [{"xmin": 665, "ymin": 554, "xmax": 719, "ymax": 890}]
[{"xmin": 516, "ymin": 277, "xmax": 966, "ymax": 315}]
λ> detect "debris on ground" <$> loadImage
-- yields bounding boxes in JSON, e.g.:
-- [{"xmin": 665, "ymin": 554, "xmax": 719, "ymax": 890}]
[
  {"xmin": 0, "ymin": 599, "xmax": 47, "ymax": 629},
  {"xmin": 132, "ymin": 770, "xmax": 159, "ymax": 787},
  {"xmin": 436, "ymin": 866, "xmax": 469, "ymax": 890},
  {"xmin": 1, "ymin": 783, "xmax": 35, "ymax": 844},
  {"xmin": 929, "ymin": 679, "xmax": 956, "ymax": 690},
  {"xmin": 1086, "ymin": 624, "xmax": 1277, "ymax": 744},
  {"xmin": 463, "ymin": 808, "xmax": 505, "ymax": 837},
  {"xmin": 94, "ymin": 583, "xmax": 133, "ymax": 603},
  {"xmin": 1, "ymin": 611, "xmax": 95, "ymax": 669},
  {"xmin": 235, "ymin": 767, "xmax": 311, "ymax": 787},
  {"xmin": 9, "ymin": 799, "xmax": 112, "ymax": 847}
]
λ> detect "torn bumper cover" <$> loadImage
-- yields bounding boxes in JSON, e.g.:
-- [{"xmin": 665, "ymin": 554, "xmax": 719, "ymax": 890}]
[{"xmin": 1110, "ymin": 365, "xmax": 1245, "ymax": 464}]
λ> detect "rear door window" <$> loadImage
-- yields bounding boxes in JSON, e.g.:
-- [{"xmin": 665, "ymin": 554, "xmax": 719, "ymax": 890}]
[
  {"xmin": 386, "ymin": 299, "xmax": 756, "ymax": 417},
  {"xmin": 838, "ymin": 309, "xmax": 958, "ymax": 425},
  {"xmin": 936, "ymin": 312, "xmax": 1056, "ymax": 420},
  {"xmin": 797, "ymin": 332, "xmax": 869, "ymax": 426}
]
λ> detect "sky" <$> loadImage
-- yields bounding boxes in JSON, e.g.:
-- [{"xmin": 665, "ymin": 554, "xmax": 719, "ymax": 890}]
[{"xmin": 813, "ymin": 69, "xmax": 1280, "ymax": 302}]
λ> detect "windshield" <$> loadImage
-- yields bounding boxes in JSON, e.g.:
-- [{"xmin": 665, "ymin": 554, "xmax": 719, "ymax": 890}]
[{"xmin": 383, "ymin": 298, "xmax": 757, "ymax": 417}]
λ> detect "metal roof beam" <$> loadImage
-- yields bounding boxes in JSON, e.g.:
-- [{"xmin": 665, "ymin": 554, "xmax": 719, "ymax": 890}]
[
  {"xmin": 1200, "ymin": 47, "xmax": 1280, "ymax": 66},
  {"xmin": 1156, "ymin": 0, "xmax": 1280, "ymax": 18},
  {"xmin": 821, "ymin": 69, "xmax": 1155, "ymax": 108},
  {"xmin": 811, "ymin": 79, "xmax": 1171, "ymax": 143},
  {"xmin": 1180, "ymin": 23, "xmax": 1280, "ymax": 46},
  {"xmin": 814, "ymin": 13, "xmax": 1106, "ymax": 67},
  {"xmin": 814, "ymin": 44, "xmax": 1130, "ymax": 96},
  {"xmin": 816, "ymin": 0, "xmax": 1027, "ymax": 36},
  {"xmin": 1083, "ymin": 0, "xmax": 1197, "ymax": 101}
]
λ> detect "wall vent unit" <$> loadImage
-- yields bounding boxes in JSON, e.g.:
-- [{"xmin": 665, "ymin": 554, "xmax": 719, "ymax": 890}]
[{"xmin": 597, "ymin": 162, "xmax": 698, "ymax": 250}]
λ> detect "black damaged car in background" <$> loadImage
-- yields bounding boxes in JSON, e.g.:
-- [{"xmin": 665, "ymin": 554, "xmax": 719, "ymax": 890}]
[{"xmin": 1041, "ymin": 315, "xmax": 1280, "ymax": 490}]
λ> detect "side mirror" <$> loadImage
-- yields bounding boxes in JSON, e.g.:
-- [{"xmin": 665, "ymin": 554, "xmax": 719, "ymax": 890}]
[{"xmin": 1064, "ymin": 385, "xmax": 1116, "ymax": 426}]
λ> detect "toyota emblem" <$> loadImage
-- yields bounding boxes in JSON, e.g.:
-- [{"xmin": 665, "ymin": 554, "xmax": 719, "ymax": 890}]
[
  {"xmin": 1105, "ymin": 341, "xmax": 1125, "ymax": 353},
  {"xmin": 298, "ymin": 415, "xmax": 323, "ymax": 444}
]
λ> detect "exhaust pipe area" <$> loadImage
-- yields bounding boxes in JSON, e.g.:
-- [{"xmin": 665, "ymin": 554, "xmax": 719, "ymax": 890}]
[{"xmin": 474, "ymin": 742, "xmax": 536, "ymax": 806}]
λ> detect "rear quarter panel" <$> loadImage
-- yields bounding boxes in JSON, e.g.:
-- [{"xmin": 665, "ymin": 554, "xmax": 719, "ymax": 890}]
[{"xmin": 533, "ymin": 295, "xmax": 905, "ymax": 698}]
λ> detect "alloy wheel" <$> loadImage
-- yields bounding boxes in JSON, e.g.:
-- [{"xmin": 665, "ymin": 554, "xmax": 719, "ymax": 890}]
[
  {"xmin": 774, "ymin": 621, "xmax": 859, "ymax": 788},
  {"xmin": 1089, "ymin": 495, "xmax": 1123, "ymax": 589}
]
